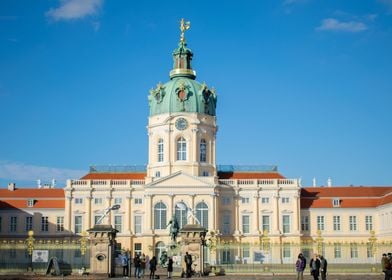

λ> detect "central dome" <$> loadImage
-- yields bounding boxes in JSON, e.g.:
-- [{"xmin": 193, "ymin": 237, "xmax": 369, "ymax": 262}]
[{"xmin": 148, "ymin": 29, "xmax": 217, "ymax": 117}]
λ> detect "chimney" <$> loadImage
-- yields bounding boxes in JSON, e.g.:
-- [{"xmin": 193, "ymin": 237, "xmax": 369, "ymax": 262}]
[
  {"xmin": 51, "ymin": 179, "xmax": 56, "ymax": 188},
  {"xmin": 312, "ymin": 177, "xmax": 317, "ymax": 187},
  {"xmin": 37, "ymin": 179, "xmax": 42, "ymax": 189},
  {"xmin": 8, "ymin": 183, "xmax": 16, "ymax": 191},
  {"xmin": 327, "ymin": 177, "xmax": 332, "ymax": 187}
]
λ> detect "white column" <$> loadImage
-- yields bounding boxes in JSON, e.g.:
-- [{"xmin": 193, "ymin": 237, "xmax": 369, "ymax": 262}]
[
  {"xmin": 273, "ymin": 192, "xmax": 280, "ymax": 234},
  {"xmin": 85, "ymin": 196, "xmax": 92, "ymax": 230},
  {"xmin": 127, "ymin": 195, "xmax": 132, "ymax": 234},
  {"xmin": 253, "ymin": 193, "xmax": 260, "ymax": 234},
  {"xmin": 234, "ymin": 189, "xmax": 240, "ymax": 234},
  {"xmin": 106, "ymin": 196, "xmax": 112, "ymax": 225}
]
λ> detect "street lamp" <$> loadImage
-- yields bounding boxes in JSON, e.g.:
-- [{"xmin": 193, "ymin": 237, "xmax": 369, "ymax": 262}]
[{"xmin": 95, "ymin": 204, "xmax": 121, "ymax": 225}]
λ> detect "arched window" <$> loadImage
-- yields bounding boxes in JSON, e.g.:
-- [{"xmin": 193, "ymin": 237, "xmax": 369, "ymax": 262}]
[
  {"xmin": 154, "ymin": 202, "xmax": 167, "ymax": 229},
  {"xmin": 200, "ymin": 139, "xmax": 207, "ymax": 162},
  {"xmin": 177, "ymin": 137, "xmax": 187, "ymax": 161},
  {"xmin": 196, "ymin": 202, "xmax": 208, "ymax": 229},
  {"xmin": 155, "ymin": 241, "xmax": 166, "ymax": 262},
  {"xmin": 157, "ymin": 139, "xmax": 164, "ymax": 162},
  {"xmin": 175, "ymin": 203, "xmax": 188, "ymax": 229}
]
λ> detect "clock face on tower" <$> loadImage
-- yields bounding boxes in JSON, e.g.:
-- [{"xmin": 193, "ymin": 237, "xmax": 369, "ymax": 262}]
[{"xmin": 175, "ymin": 118, "xmax": 188, "ymax": 131}]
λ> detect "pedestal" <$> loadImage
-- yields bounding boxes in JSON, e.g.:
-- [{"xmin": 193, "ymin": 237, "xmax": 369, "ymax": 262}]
[
  {"xmin": 179, "ymin": 224, "xmax": 207, "ymax": 276},
  {"xmin": 87, "ymin": 225, "xmax": 118, "ymax": 277}
]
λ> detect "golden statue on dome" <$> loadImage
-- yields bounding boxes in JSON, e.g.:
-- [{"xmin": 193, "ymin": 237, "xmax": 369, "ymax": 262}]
[{"xmin": 180, "ymin": 18, "xmax": 190, "ymax": 43}]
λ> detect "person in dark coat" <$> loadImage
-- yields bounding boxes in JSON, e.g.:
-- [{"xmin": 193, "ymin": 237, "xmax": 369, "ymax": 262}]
[
  {"xmin": 167, "ymin": 256, "xmax": 174, "ymax": 278},
  {"xmin": 184, "ymin": 252, "xmax": 193, "ymax": 278},
  {"xmin": 319, "ymin": 255, "xmax": 328, "ymax": 280},
  {"xmin": 309, "ymin": 254, "xmax": 321, "ymax": 280},
  {"xmin": 149, "ymin": 256, "xmax": 157, "ymax": 279}
]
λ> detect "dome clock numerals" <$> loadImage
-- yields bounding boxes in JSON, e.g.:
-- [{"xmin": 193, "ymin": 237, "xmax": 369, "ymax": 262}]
[{"xmin": 175, "ymin": 118, "xmax": 188, "ymax": 131}]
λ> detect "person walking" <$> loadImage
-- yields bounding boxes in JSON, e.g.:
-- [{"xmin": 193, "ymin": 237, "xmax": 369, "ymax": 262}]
[
  {"xmin": 295, "ymin": 253, "xmax": 306, "ymax": 280},
  {"xmin": 140, "ymin": 253, "xmax": 146, "ymax": 278},
  {"xmin": 167, "ymin": 256, "xmax": 173, "ymax": 278},
  {"xmin": 184, "ymin": 252, "xmax": 193, "ymax": 278},
  {"xmin": 319, "ymin": 255, "xmax": 328, "ymax": 280},
  {"xmin": 121, "ymin": 252, "xmax": 129, "ymax": 278},
  {"xmin": 309, "ymin": 254, "xmax": 321, "ymax": 280},
  {"xmin": 382, "ymin": 253, "xmax": 392, "ymax": 280},
  {"xmin": 134, "ymin": 253, "xmax": 141, "ymax": 278},
  {"xmin": 149, "ymin": 256, "xmax": 157, "ymax": 280}
]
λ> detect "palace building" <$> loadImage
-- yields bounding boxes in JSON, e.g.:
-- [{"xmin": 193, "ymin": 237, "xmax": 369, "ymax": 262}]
[{"xmin": 1, "ymin": 21, "xmax": 391, "ymax": 267}]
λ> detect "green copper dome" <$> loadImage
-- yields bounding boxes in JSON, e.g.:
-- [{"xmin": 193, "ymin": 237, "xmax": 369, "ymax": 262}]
[{"xmin": 148, "ymin": 20, "xmax": 217, "ymax": 116}]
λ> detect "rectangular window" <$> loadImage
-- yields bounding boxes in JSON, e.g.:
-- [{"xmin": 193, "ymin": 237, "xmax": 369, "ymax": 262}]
[
  {"xmin": 365, "ymin": 215, "xmax": 373, "ymax": 231},
  {"xmin": 334, "ymin": 243, "xmax": 341, "ymax": 259},
  {"xmin": 349, "ymin": 216, "xmax": 357, "ymax": 231},
  {"xmin": 222, "ymin": 197, "xmax": 231, "ymax": 205},
  {"xmin": 134, "ymin": 243, "xmax": 142, "ymax": 256},
  {"xmin": 317, "ymin": 216, "xmax": 325, "ymax": 231},
  {"xmin": 350, "ymin": 243, "xmax": 358, "ymax": 258},
  {"xmin": 25, "ymin": 216, "xmax": 33, "ymax": 232},
  {"xmin": 10, "ymin": 216, "xmax": 17, "ymax": 232},
  {"xmin": 74, "ymin": 215, "xmax": 82, "ymax": 234},
  {"xmin": 114, "ymin": 215, "xmax": 122, "ymax": 233},
  {"xmin": 332, "ymin": 198, "xmax": 340, "ymax": 207},
  {"xmin": 222, "ymin": 249, "xmax": 231, "ymax": 264},
  {"xmin": 0, "ymin": 216, "xmax": 2, "ymax": 232},
  {"xmin": 75, "ymin": 198, "xmax": 83, "ymax": 204},
  {"xmin": 94, "ymin": 198, "xmax": 103, "ymax": 205},
  {"xmin": 158, "ymin": 140, "xmax": 164, "ymax": 162},
  {"xmin": 222, "ymin": 214, "xmax": 231, "ymax": 234},
  {"xmin": 262, "ymin": 215, "xmax": 270, "ymax": 233},
  {"xmin": 9, "ymin": 249, "xmax": 16, "ymax": 259},
  {"xmin": 283, "ymin": 243, "xmax": 291, "ymax": 258},
  {"xmin": 282, "ymin": 215, "xmax": 290, "ymax": 234},
  {"xmin": 134, "ymin": 198, "xmax": 143, "ymax": 205},
  {"xmin": 242, "ymin": 247, "xmax": 250, "ymax": 259},
  {"xmin": 242, "ymin": 215, "xmax": 250, "ymax": 234},
  {"xmin": 301, "ymin": 215, "xmax": 309, "ymax": 231},
  {"xmin": 114, "ymin": 197, "xmax": 122, "ymax": 205},
  {"xmin": 94, "ymin": 215, "xmax": 103, "ymax": 225},
  {"xmin": 333, "ymin": 216, "xmax": 341, "ymax": 231},
  {"xmin": 134, "ymin": 216, "xmax": 142, "ymax": 234},
  {"xmin": 241, "ymin": 197, "xmax": 250, "ymax": 204},
  {"xmin": 27, "ymin": 199, "xmax": 34, "ymax": 207},
  {"xmin": 261, "ymin": 197, "xmax": 269, "ymax": 204},
  {"xmin": 281, "ymin": 197, "xmax": 290, "ymax": 204},
  {"xmin": 56, "ymin": 216, "xmax": 64, "ymax": 232},
  {"xmin": 367, "ymin": 243, "xmax": 373, "ymax": 258},
  {"xmin": 41, "ymin": 216, "xmax": 49, "ymax": 232}
]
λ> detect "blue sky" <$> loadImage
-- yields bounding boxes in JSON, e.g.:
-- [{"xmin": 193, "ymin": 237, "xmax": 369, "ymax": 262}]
[{"xmin": 0, "ymin": 0, "xmax": 392, "ymax": 188}]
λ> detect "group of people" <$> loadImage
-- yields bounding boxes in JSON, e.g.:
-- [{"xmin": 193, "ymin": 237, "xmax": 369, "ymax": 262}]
[
  {"xmin": 119, "ymin": 252, "xmax": 174, "ymax": 279},
  {"xmin": 295, "ymin": 253, "xmax": 327, "ymax": 280},
  {"xmin": 382, "ymin": 252, "xmax": 392, "ymax": 280}
]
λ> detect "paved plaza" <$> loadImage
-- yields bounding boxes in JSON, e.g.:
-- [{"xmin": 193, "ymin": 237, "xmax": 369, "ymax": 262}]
[{"xmin": 0, "ymin": 274, "xmax": 385, "ymax": 280}]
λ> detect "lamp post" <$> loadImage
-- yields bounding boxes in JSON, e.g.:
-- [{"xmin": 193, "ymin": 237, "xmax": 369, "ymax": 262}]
[
  {"xmin": 26, "ymin": 230, "xmax": 34, "ymax": 272},
  {"xmin": 200, "ymin": 230, "xmax": 207, "ymax": 276},
  {"xmin": 95, "ymin": 204, "xmax": 121, "ymax": 225}
]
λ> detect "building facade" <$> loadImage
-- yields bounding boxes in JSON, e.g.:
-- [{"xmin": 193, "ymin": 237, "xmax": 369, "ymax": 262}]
[{"xmin": 1, "ymin": 21, "xmax": 392, "ymax": 267}]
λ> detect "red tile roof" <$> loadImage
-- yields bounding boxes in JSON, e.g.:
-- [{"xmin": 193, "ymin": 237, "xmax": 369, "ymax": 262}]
[
  {"xmin": 0, "ymin": 200, "xmax": 64, "ymax": 209},
  {"xmin": 0, "ymin": 188, "xmax": 64, "ymax": 198},
  {"xmin": 218, "ymin": 172, "xmax": 285, "ymax": 179},
  {"xmin": 0, "ymin": 188, "xmax": 65, "ymax": 209},
  {"xmin": 81, "ymin": 172, "xmax": 146, "ymax": 180},
  {"xmin": 301, "ymin": 186, "xmax": 392, "ymax": 208}
]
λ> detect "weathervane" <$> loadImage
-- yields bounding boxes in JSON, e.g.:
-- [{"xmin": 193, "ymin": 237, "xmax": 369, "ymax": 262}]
[{"xmin": 180, "ymin": 18, "xmax": 191, "ymax": 43}]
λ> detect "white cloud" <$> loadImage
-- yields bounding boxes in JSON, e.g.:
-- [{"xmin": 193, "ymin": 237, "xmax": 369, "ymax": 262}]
[
  {"xmin": 46, "ymin": 0, "xmax": 103, "ymax": 21},
  {"xmin": 316, "ymin": 18, "xmax": 368, "ymax": 32},
  {"xmin": 0, "ymin": 161, "xmax": 85, "ymax": 183}
]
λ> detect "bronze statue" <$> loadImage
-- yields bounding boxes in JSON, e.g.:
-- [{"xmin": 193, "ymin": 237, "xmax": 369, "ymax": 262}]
[{"xmin": 167, "ymin": 214, "xmax": 180, "ymax": 242}]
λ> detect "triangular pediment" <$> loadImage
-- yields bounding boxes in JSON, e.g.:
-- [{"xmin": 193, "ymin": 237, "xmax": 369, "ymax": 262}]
[{"xmin": 145, "ymin": 171, "xmax": 215, "ymax": 188}]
